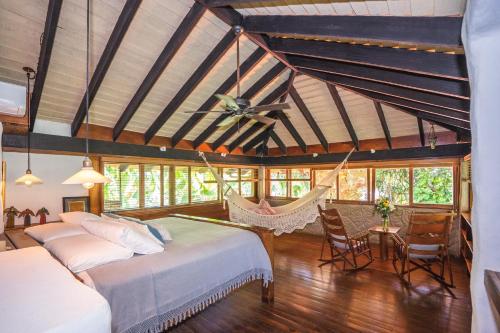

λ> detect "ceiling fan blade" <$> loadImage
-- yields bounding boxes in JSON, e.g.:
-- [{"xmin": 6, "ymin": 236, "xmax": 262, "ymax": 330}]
[
  {"xmin": 215, "ymin": 94, "xmax": 240, "ymax": 111},
  {"xmin": 249, "ymin": 103, "xmax": 290, "ymax": 113},
  {"xmin": 183, "ymin": 110, "xmax": 230, "ymax": 114},
  {"xmin": 217, "ymin": 115, "xmax": 241, "ymax": 128},
  {"xmin": 250, "ymin": 114, "xmax": 277, "ymax": 126}
]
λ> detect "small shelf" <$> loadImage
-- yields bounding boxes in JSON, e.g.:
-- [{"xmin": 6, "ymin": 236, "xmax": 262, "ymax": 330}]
[
  {"xmin": 462, "ymin": 249, "xmax": 472, "ymax": 274},
  {"xmin": 460, "ymin": 212, "xmax": 473, "ymax": 276},
  {"xmin": 461, "ymin": 229, "xmax": 473, "ymax": 253}
]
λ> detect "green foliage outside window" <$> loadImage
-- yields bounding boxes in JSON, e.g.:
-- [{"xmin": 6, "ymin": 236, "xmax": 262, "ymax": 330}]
[
  {"xmin": 413, "ymin": 167, "xmax": 453, "ymax": 205},
  {"xmin": 375, "ymin": 168, "xmax": 410, "ymax": 205},
  {"xmin": 191, "ymin": 167, "xmax": 218, "ymax": 203},
  {"xmin": 175, "ymin": 166, "xmax": 189, "ymax": 205},
  {"xmin": 339, "ymin": 169, "xmax": 368, "ymax": 201},
  {"xmin": 144, "ymin": 165, "xmax": 161, "ymax": 208}
]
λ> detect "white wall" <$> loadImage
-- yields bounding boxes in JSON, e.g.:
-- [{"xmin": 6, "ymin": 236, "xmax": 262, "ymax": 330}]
[
  {"xmin": 4, "ymin": 152, "xmax": 87, "ymax": 225},
  {"xmin": 463, "ymin": 1, "xmax": 500, "ymax": 332}
]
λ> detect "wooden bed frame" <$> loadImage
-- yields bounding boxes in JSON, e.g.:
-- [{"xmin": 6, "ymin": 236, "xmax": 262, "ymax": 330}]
[{"xmin": 5, "ymin": 214, "xmax": 275, "ymax": 303}]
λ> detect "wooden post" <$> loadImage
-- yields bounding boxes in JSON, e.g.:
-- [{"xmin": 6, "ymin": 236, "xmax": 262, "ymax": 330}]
[{"xmin": 89, "ymin": 156, "xmax": 103, "ymax": 215}]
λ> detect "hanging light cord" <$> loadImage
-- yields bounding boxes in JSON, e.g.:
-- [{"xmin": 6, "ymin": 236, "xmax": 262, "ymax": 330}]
[
  {"xmin": 26, "ymin": 71, "xmax": 31, "ymax": 171},
  {"xmin": 85, "ymin": 0, "xmax": 90, "ymax": 157},
  {"xmin": 236, "ymin": 31, "xmax": 240, "ymax": 98}
]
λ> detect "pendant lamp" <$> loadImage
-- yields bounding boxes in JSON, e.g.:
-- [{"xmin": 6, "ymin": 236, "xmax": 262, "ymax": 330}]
[
  {"xmin": 16, "ymin": 67, "xmax": 42, "ymax": 187},
  {"xmin": 63, "ymin": 0, "xmax": 109, "ymax": 190}
]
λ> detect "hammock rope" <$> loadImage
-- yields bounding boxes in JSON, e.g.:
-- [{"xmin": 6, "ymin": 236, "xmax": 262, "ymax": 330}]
[{"xmin": 198, "ymin": 149, "xmax": 355, "ymax": 235}]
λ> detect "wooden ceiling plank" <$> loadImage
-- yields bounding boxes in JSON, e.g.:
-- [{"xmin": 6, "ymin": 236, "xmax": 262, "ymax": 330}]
[
  {"xmin": 374, "ymin": 101, "xmax": 392, "ymax": 150},
  {"xmin": 171, "ymin": 47, "xmax": 266, "ymax": 147},
  {"xmin": 269, "ymin": 129, "xmax": 286, "ymax": 155},
  {"xmin": 29, "ymin": 0, "xmax": 63, "ymax": 131},
  {"xmin": 269, "ymin": 37, "xmax": 468, "ymax": 81},
  {"xmin": 339, "ymin": 86, "xmax": 469, "ymax": 122},
  {"xmin": 243, "ymin": 125, "xmax": 274, "ymax": 153},
  {"xmin": 327, "ymin": 84, "xmax": 359, "ymax": 150},
  {"xmin": 302, "ymin": 68, "xmax": 469, "ymax": 113},
  {"xmin": 289, "ymin": 86, "xmax": 329, "ymax": 152},
  {"xmin": 244, "ymin": 15, "xmax": 462, "ymax": 48},
  {"xmin": 112, "ymin": 3, "xmax": 206, "ymax": 141},
  {"xmin": 205, "ymin": 0, "xmax": 279, "ymax": 6},
  {"xmin": 143, "ymin": 30, "xmax": 236, "ymax": 144},
  {"xmin": 71, "ymin": 0, "xmax": 142, "ymax": 137},
  {"xmin": 289, "ymin": 55, "xmax": 470, "ymax": 99},
  {"xmin": 195, "ymin": 62, "xmax": 287, "ymax": 149}
]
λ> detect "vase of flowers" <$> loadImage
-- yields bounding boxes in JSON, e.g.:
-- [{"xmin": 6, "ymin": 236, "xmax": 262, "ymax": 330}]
[{"xmin": 374, "ymin": 197, "xmax": 395, "ymax": 231}]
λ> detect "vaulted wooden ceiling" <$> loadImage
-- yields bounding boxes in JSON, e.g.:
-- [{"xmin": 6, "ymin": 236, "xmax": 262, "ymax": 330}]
[{"xmin": 0, "ymin": 0, "xmax": 469, "ymax": 156}]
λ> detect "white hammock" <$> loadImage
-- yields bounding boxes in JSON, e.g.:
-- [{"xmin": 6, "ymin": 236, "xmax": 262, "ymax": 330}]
[{"xmin": 199, "ymin": 149, "xmax": 354, "ymax": 235}]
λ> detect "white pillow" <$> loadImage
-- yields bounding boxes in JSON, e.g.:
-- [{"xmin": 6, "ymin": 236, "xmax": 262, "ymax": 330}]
[
  {"xmin": 144, "ymin": 221, "xmax": 173, "ymax": 243},
  {"xmin": 59, "ymin": 211, "xmax": 100, "ymax": 225},
  {"xmin": 115, "ymin": 219, "xmax": 163, "ymax": 246},
  {"xmin": 44, "ymin": 234, "xmax": 133, "ymax": 273},
  {"xmin": 82, "ymin": 219, "xmax": 164, "ymax": 255},
  {"xmin": 25, "ymin": 223, "xmax": 88, "ymax": 243}
]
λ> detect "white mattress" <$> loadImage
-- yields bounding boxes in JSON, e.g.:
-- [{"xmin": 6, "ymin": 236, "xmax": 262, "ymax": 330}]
[{"xmin": 0, "ymin": 246, "xmax": 111, "ymax": 333}]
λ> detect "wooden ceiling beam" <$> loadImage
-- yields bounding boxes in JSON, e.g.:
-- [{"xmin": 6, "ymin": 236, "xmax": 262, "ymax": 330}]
[
  {"xmin": 143, "ymin": 30, "xmax": 236, "ymax": 144},
  {"xmin": 326, "ymin": 84, "xmax": 359, "ymax": 150},
  {"xmin": 302, "ymin": 68, "xmax": 469, "ymax": 113},
  {"xmin": 268, "ymin": 37, "xmax": 468, "ymax": 80},
  {"xmin": 112, "ymin": 3, "xmax": 205, "ymax": 141},
  {"xmin": 342, "ymin": 86, "xmax": 470, "ymax": 124},
  {"xmin": 205, "ymin": 0, "xmax": 278, "ymax": 6},
  {"xmin": 171, "ymin": 48, "xmax": 266, "ymax": 147},
  {"xmin": 71, "ymin": 0, "xmax": 141, "ymax": 137},
  {"xmin": 276, "ymin": 110, "xmax": 306, "ymax": 153},
  {"xmin": 205, "ymin": 63, "xmax": 287, "ymax": 150},
  {"xmin": 417, "ymin": 118, "xmax": 426, "ymax": 147},
  {"xmin": 192, "ymin": 63, "xmax": 286, "ymax": 149},
  {"xmin": 289, "ymin": 86, "xmax": 329, "ymax": 152},
  {"xmin": 29, "ymin": 0, "xmax": 62, "ymax": 131},
  {"xmin": 243, "ymin": 125, "xmax": 274, "ymax": 153},
  {"xmin": 289, "ymin": 55, "xmax": 469, "ymax": 99},
  {"xmin": 374, "ymin": 101, "xmax": 392, "ymax": 150},
  {"xmin": 244, "ymin": 15, "xmax": 462, "ymax": 48},
  {"xmin": 269, "ymin": 130, "xmax": 286, "ymax": 155}
]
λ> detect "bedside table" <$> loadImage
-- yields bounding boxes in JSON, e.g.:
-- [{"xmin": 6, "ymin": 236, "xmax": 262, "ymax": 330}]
[{"xmin": 0, "ymin": 233, "xmax": 14, "ymax": 252}]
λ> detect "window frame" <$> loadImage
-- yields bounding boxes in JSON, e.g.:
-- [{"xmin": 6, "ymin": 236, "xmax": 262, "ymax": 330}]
[
  {"xmin": 101, "ymin": 159, "xmax": 258, "ymax": 212},
  {"xmin": 222, "ymin": 167, "xmax": 257, "ymax": 198},
  {"xmin": 267, "ymin": 168, "xmax": 312, "ymax": 199},
  {"xmin": 266, "ymin": 160, "xmax": 458, "ymax": 209}
]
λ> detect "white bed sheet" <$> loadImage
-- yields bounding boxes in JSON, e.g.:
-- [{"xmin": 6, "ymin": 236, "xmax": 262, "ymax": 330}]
[{"xmin": 0, "ymin": 246, "xmax": 111, "ymax": 333}]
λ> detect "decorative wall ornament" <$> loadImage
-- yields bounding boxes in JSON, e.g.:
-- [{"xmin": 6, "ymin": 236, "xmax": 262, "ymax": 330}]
[
  {"xmin": 428, "ymin": 124, "xmax": 438, "ymax": 149},
  {"xmin": 19, "ymin": 208, "xmax": 34, "ymax": 227},
  {"xmin": 3, "ymin": 206, "xmax": 19, "ymax": 229},
  {"xmin": 36, "ymin": 207, "xmax": 50, "ymax": 225}
]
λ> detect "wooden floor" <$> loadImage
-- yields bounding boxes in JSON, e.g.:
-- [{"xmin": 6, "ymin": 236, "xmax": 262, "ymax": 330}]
[{"xmin": 171, "ymin": 233, "xmax": 472, "ymax": 333}]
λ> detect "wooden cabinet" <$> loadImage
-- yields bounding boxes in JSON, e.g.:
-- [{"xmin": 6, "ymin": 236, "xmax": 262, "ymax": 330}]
[
  {"xmin": 460, "ymin": 154, "xmax": 472, "ymax": 275},
  {"xmin": 460, "ymin": 212, "xmax": 473, "ymax": 275}
]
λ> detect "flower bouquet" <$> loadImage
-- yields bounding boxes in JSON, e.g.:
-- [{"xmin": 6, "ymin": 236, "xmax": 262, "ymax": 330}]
[{"xmin": 374, "ymin": 197, "xmax": 395, "ymax": 231}]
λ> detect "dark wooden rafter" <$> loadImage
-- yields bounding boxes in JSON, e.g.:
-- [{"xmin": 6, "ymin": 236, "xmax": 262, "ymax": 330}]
[
  {"xmin": 269, "ymin": 129, "xmax": 286, "ymax": 155},
  {"xmin": 205, "ymin": 0, "xmax": 279, "ymax": 6},
  {"xmin": 302, "ymin": 68, "xmax": 469, "ymax": 113},
  {"xmin": 195, "ymin": 63, "xmax": 286, "ymax": 150},
  {"xmin": 289, "ymin": 55, "xmax": 469, "ymax": 99},
  {"xmin": 340, "ymin": 86, "xmax": 469, "ymax": 124},
  {"xmin": 112, "ymin": 3, "xmax": 205, "ymax": 141},
  {"xmin": 289, "ymin": 86, "xmax": 329, "ymax": 152},
  {"xmin": 326, "ymin": 84, "xmax": 359, "ymax": 150},
  {"xmin": 225, "ymin": 71, "xmax": 295, "ymax": 152},
  {"xmin": 269, "ymin": 37, "xmax": 468, "ymax": 80},
  {"xmin": 373, "ymin": 101, "xmax": 392, "ymax": 149},
  {"xmin": 71, "ymin": 0, "xmax": 141, "ymax": 136},
  {"xmin": 143, "ymin": 30, "xmax": 236, "ymax": 144},
  {"xmin": 417, "ymin": 118, "xmax": 426, "ymax": 147},
  {"xmin": 243, "ymin": 125, "xmax": 274, "ymax": 153},
  {"xmin": 171, "ymin": 48, "xmax": 266, "ymax": 147},
  {"xmin": 256, "ymin": 125, "xmax": 273, "ymax": 156},
  {"xmin": 244, "ymin": 15, "xmax": 462, "ymax": 48},
  {"xmin": 276, "ymin": 110, "xmax": 306, "ymax": 153},
  {"xmin": 29, "ymin": 0, "xmax": 63, "ymax": 131}
]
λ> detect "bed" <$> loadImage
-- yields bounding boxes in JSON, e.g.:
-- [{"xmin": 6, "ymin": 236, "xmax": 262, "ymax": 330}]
[
  {"xmin": 6, "ymin": 214, "xmax": 274, "ymax": 333},
  {"xmin": 0, "ymin": 246, "xmax": 111, "ymax": 333}
]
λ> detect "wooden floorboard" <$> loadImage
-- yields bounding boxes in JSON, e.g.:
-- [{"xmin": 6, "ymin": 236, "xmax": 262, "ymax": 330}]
[{"xmin": 170, "ymin": 232, "xmax": 472, "ymax": 333}]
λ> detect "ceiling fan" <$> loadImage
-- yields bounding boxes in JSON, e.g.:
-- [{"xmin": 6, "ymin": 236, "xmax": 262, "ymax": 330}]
[{"xmin": 184, "ymin": 25, "xmax": 290, "ymax": 130}]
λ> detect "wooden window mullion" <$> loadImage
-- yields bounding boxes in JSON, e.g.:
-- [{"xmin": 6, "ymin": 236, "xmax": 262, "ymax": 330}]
[{"xmin": 139, "ymin": 164, "xmax": 145, "ymax": 209}]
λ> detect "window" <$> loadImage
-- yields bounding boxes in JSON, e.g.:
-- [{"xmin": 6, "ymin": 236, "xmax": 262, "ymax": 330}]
[
  {"xmin": 290, "ymin": 168, "xmax": 310, "ymax": 198},
  {"xmin": 268, "ymin": 168, "xmax": 311, "ymax": 198},
  {"xmin": 175, "ymin": 166, "xmax": 189, "ymax": 205},
  {"xmin": 103, "ymin": 163, "xmax": 140, "ymax": 211},
  {"xmin": 314, "ymin": 169, "xmax": 337, "ymax": 199},
  {"xmin": 144, "ymin": 165, "xmax": 161, "ymax": 208},
  {"xmin": 375, "ymin": 168, "xmax": 410, "ymax": 205},
  {"xmin": 338, "ymin": 168, "xmax": 368, "ymax": 201},
  {"xmin": 269, "ymin": 169, "xmax": 287, "ymax": 197},
  {"xmin": 223, "ymin": 168, "xmax": 256, "ymax": 197},
  {"xmin": 413, "ymin": 167, "xmax": 453, "ymax": 205},
  {"xmin": 191, "ymin": 166, "xmax": 219, "ymax": 203}
]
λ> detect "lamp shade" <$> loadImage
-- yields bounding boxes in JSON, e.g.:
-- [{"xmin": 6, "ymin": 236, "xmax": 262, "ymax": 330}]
[
  {"xmin": 15, "ymin": 170, "xmax": 42, "ymax": 186},
  {"xmin": 63, "ymin": 157, "xmax": 110, "ymax": 189}
]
